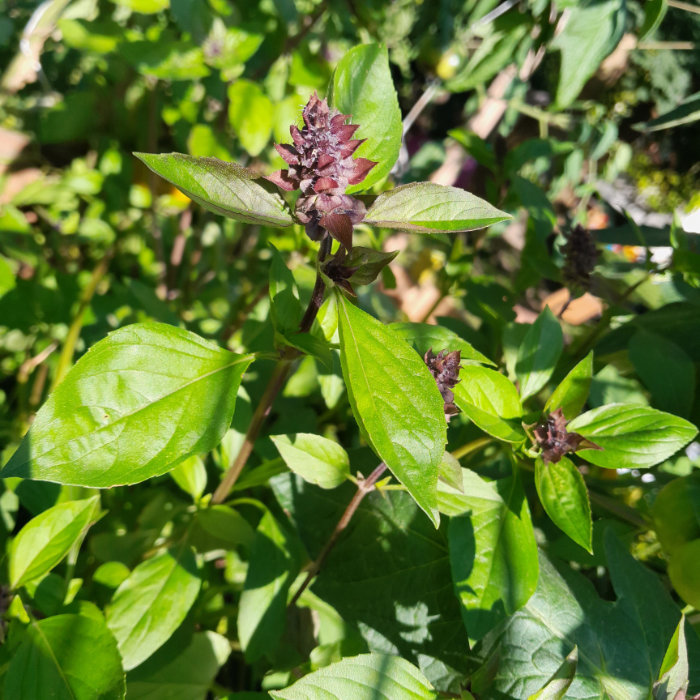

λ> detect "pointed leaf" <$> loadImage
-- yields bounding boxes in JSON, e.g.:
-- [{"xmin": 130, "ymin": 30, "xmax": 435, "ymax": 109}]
[
  {"xmin": 568, "ymin": 404, "xmax": 698, "ymax": 469},
  {"xmin": 516, "ymin": 307, "xmax": 564, "ymax": 401},
  {"xmin": 365, "ymin": 182, "xmax": 510, "ymax": 233},
  {"xmin": 9, "ymin": 495, "xmax": 100, "ymax": 589},
  {"xmin": 545, "ymin": 352, "xmax": 594, "ymax": 420},
  {"xmin": 270, "ymin": 653, "xmax": 437, "ymax": 699},
  {"xmin": 452, "ymin": 365, "xmax": 525, "ymax": 443},
  {"xmin": 449, "ymin": 471, "xmax": 539, "ymax": 643},
  {"xmin": 4, "ymin": 614, "xmax": 125, "ymax": 700},
  {"xmin": 654, "ymin": 616, "xmax": 689, "ymax": 700},
  {"xmin": 134, "ymin": 152, "xmax": 293, "ymax": 227},
  {"xmin": 527, "ymin": 647, "xmax": 578, "ymax": 700},
  {"xmin": 336, "ymin": 295, "xmax": 446, "ymax": 526},
  {"xmin": 1, "ymin": 323, "xmax": 254, "ymax": 487},
  {"xmin": 535, "ymin": 456, "xmax": 592, "ymax": 553},
  {"xmin": 238, "ymin": 509, "xmax": 304, "ymax": 662},
  {"xmin": 271, "ymin": 433, "xmax": 350, "ymax": 489},
  {"xmin": 106, "ymin": 547, "xmax": 201, "ymax": 670},
  {"xmin": 329, "ymin": 43, "xmax": 402, "ymax": 193}
]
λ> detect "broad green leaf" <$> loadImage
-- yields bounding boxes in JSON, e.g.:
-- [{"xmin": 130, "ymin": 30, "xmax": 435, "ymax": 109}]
[
  {"xmin": 629, "ymin": 329, "xmax": 695, "ymax": 417},
  {"xmin": 668, "ymin": 540, "xmax": 700, "ymax": 609},
  {"xmin": 238, "ymin": 509, "xmax": 304, "ymax": 662},
  {"xmin": 527, "ymin": 647, "xmax": 578, "ymax": 700},
  {"xmin": 389, "ymin": 322, "xmax": 495, "ymax": 366},
  {"xmin": 271, "ymin": 433, "xmax": 350, "ymax": 489},
  {"xmin": 134, "ymin": 152, "xmax": 292, "ymax": 227},
  {"xmin": 551, "ymin": 0, "xmax": 626, "ymax": 108},
  {"xmin": 652, "ymin": 474, "xmax": 700, "ymax": 555},
  {"xmin": 448, "ymin": 472, "xmax": 538, "ymax": 643},
  {"xmin": 4, "ymin": 614, "xmax": 125, "ymax": 700},
  {"xmin": 568, "ymin": 404, "xmax": 698, "ymax": 469},
  {"xmin": 1, "ymin": 323, "xmax": 254, "ymax": 487},
  {"xmin": 329, "ymin": 43, "xmax": 402, "ymax": 193},
  {"xmin": 535, "ymin": 457, "xmax": 592, "ymax": 553},
  {"xmin": 654, "ymin": 616, "xmax": 689, "ymax": 700},
  {"xmin": 228, "ymin": 80, "xmax": 273, "ymax": 156},
  {"xmin": 270, "ymin": 653, "xmax": 437, "ymax": 699},
  {"xmin": 478, "ymin": 531, "xmax": 700, "ymax": 698},
  {"xmin": 106, "ymin": 547, "xmax": 201, "ymax": 670},
  {"xmin": 516, "ymin": 307, "xmax": 563, "ymax": 401},
  {"xmin": 9, "ymin": 495, "xmax": 100, "ymax": 589},
  {"xmin": 336, "ymin": 295, "xmax": 446, "ymax": 526},
  {"xmin": 365, "ymin": 182, "xmax": 510, "ymax": 233},
  {"xmin": 126, "ymin": 630, "xmax": 231, "ymax": 700},
  {"xmin": 271, "ymin": 474, "xmax": 470, "ymax": 689},
  {"xmin": 635, "ymin": 93, "xmax": 700, "ymax": 132},
  {"xmin": 545, "ymin": 352, "xmax": 593, "ymax": 420},
  {"xmin": 169, "ymin": 455, "xmax": 207, "ymax": 502},
  {"xmin": 453, "ymin": 365, "xmax": 525, "ymax": 443}
]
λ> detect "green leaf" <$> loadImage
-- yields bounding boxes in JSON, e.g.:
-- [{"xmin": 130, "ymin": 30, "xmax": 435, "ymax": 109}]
[
  {"xmin": 389, "ymin": 322, "xmax": 495, "ymax": 366},
  {"xmin": 544, "ymin": 352, "xmax": 593, "ymax": 420},
  {"xmin": 191, "ymin": 505, "xmax": 255, "ymax": 553},
  {"xmin": 9, "ymin": 495, "xmax": 99, "ymax": 589},
  {"xmin": 238, "ymin": 509, "xmax": 304, "ymax": 662},
  {"xmin": 4, "ymin": 614, "xmax": 125, "ymax": 700},
  {"xmin": 668, "ymin": 540, "xmax": 700, "ymax": 609},
  {"xmin": 479, "ymin": 531, "xmax": 700, "ymax": 697},
  {"xmin": 568, "ymin": 404, "xmax": 698, "ymax": 469},
  {"xmin": 336, "ymin": 295, "xmax": 446, "ymax": 526},
  {"xmin": 551, "ymin": 0, "xmax": 626, "ymax": 108},
  {"xmin": 635, "ymin": 92, "xmax": 700, "ymax": 132},
  {"xmin": 452, "ymin": 365, "xmax": 525, "ymax": 443},
  {"xmin": 113, "ymin": 0, "xmax": 169, "ymax": 13},
  {"xmin": 227, "ymin": 80, "xmax": 273, "ymax": 156},
  {"xmin": 106, "ymin": 547, "xmax": 201, "ymax": 670},
  {"xmin": 652, "ymin": 474, "xmax": 700, "ymax": 555},
  {"xmin": 270, "ymin": 653, "xmax": 437, "ymax": 699},
  {"xmin": 535, "ymin": 457, "xmax": 592, "ymax": 553},
  {"xmin": 1, "ymin": 323, "xmax": 254, "ymax": 487},
  {"xmin": 448, "ymin": 471, "xmax": 539, "ymax": 643},
  {"xmin": 654, "ymin": 616, "xmax": 689, "ymax": 700},
  {"xmin": 269, "ymin": 246, "xmax": 302, "ymax": 334},
  {"xmin": 639, "ymin": 0, "xmax": 667, "ymax": 41},
  {"xmin": 126, "ymin": 630, "xmax": 231, "ymax": 700},
  {"xmin": 271, "ymin": 475, "xmax": 470, "ymax": 689},
  {"xmin": 516, "ymin": 307, "xmax": 563, "ymax": 401},
  {"xmin": 365, "ymin": 182, "xmax": 510, "ymax": 233},
  {"xmin": 329, "ymin": 43, "xmax": 402, "ymax": 193},
  {"xmin": 169, "ymin": 455, "xmax": 207, "ymax": 502},
  {"xmin": 629, "ymin": 329, "xmax": 695, "ymax": 417},
  {"xmin": 527, "ymin": 647, "xmax": 578, "ymax": 700},
  {"xmin": 271, "ymin": 433, "xmax": 350, "ymax": 489},
  {"xmin": 134, "ymin": 152, "xmax": 292, "ymax": 227}
]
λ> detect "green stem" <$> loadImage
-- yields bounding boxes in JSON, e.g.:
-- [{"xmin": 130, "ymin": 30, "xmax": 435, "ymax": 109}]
[
  {"xmin": 51, "ymin": 251, "xmax": 112, "ymax": 391},
  {"xmin": 451, "ymin": 436, "xmax": 493, "ymax": 460}
]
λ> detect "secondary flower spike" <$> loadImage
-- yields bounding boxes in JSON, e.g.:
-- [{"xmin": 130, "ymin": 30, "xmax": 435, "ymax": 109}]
[
  {"xmin": 532, "ymin": 407, "xmax": 601, "ymax": 464},
  {"xmin": 265, "ymin": 92, "xmax": 377, "ymax": 249},
  {"xmin": 424, "ymin": 349, "xmax": 462, "ymax": 421}
]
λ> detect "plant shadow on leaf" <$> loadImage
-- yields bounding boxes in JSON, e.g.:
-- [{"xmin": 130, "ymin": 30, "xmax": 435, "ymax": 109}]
[{"xmin": 271, "ymin": 473, "xmax": 473, "ymax": 691}]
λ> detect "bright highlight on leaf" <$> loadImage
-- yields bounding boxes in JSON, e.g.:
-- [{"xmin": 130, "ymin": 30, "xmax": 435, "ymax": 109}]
[{"xmin": 1, "ymin": 323, "xmax": 254, "ymax": 488}]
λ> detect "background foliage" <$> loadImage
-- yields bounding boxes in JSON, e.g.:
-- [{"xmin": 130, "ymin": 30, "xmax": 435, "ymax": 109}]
[{"xmin": 1, "ymin": 0, "xmax": 699, "ymax": 698}]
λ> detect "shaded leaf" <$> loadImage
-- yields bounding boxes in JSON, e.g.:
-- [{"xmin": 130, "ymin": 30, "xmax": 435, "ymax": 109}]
[
  {"xmin": 4, "ymin": 614, "xmax": 125, "ymax": 700},
  {"xmin": 516, "ymin": 307, "xmax": 563, "ymax": 402},
  {"xmin": 545, "ymin": 352, "xmax": 594, "ymax": 420}
]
